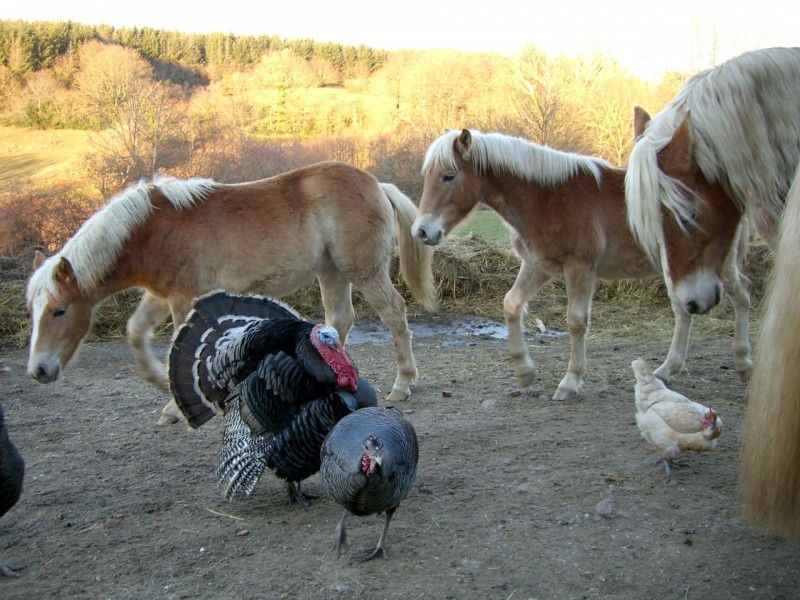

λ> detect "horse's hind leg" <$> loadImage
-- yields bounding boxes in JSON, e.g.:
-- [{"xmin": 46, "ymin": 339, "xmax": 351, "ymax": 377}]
[
  {"xmin": 503, "ymin": 261, "xmax": 552, "ymax": 389},
  {"xmin": 356, "ymin": 275, "xmax": 417, "ymax": 402}
]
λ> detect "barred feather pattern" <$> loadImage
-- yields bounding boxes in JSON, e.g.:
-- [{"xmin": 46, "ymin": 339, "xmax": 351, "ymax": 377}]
[
  {"xmin": 216, "ymin": 378, "xmax": 377, "ymax": 501},
  {"xmin": 215, "ymin": 399, "xmax": 274, "ymax": 500},
  {"xmin": 321, "ymin": 406, "xmax": 418, "ymax": 517}
]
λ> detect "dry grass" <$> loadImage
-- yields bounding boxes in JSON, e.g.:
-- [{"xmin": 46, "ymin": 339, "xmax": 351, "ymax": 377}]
[{"xmin": 0, "ymin": 236, "xmax": 774, "ymax": 348}]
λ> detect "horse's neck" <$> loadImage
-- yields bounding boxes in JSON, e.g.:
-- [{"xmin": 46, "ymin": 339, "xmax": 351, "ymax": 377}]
[{"xmin": 481, "ymin": 171, "xmax": 550, "ymax": 229}]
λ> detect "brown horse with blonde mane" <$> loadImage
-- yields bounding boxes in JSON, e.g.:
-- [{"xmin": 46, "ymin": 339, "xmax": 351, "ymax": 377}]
[
  {"xmin": 626, "ymin": 47, "xmax": 800, "ymax": 321},
  {"xmin": 412, "ymin": 129, "xmax": 750, "ymax": 400},
  {"xmin": 740, "ymin": 164, "xmax": 800, "ymax": 541},
  {"xmin": 26, "ymin": 161, "xmax": 436, "ymax": 424}
]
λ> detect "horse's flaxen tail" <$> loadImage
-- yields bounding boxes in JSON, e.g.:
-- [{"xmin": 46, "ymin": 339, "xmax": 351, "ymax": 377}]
[
  {"xmin": 380, "ymin": 183, "xmax": 437, "ymax": 311},
  {"xmin": 739, "ymin": 164, "xmax": 800, "ymax": 541}
]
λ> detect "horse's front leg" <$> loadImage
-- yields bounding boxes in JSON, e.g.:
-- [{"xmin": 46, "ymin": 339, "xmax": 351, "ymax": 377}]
[
  {"xmin": 555, "ymin": 265, "xmax": 596, "ymax": 400},
  {"xmin": 503, "ymin": 261, "xmax": 552, "ymax": 389},
  {"xmin": 318, "ymin": 274, "xmax": 355, "ymax": 344},
  {"xmin": 720, "ymin": 254, "xmax": 753, "ymax": 382},
  {"xmin": 654, "ymin": 304, "xmax": 692, "ymax": 382},
  {"xmin": 156, "ymin": 295, "xmax": 195, "ymax": 426},
  {"xmin": 127, "ymin": 291, "xmax": 171, "ymax": 391}
]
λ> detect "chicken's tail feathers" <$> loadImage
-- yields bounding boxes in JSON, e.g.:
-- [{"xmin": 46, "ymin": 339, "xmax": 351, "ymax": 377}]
[{"xmin": 168, "ymin": 291, "xmax": 302, "ymax": 428}]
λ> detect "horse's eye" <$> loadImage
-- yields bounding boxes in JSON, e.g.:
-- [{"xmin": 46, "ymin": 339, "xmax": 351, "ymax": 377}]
[
  {"xmin": 53, "ymin": 307, "xmax": 67, "ymax": 318},
  {"xmin": 443, "ymin": 172, "xmax": 456, "ymax": 183},
  {"xmin": 678, "ymin": 208, "xmax": 698, "ymax": 227}
]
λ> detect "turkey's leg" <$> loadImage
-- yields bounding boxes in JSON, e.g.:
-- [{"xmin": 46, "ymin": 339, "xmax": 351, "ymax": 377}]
[
  {"xmin": 333, "ymin": 510, "xmax": 349, "ymax": 558},
  {"xmin": 360, "ymin": 505, "xmax": 397, "ymax": 562}
]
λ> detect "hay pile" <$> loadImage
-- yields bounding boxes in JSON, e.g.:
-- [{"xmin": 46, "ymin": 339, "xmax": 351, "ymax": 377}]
[{"xmin": 0, "ymin": 236, "xmax": 774, "ymax": 346}]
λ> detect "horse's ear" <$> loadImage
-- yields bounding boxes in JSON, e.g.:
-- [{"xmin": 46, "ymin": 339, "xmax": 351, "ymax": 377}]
[
  {"xmin": 54, "ymin": 257, "xmax": 77, "ymax": 287},
  {"xmin": 658, "ymin": 113, "xmax": 693, "ymax": 175},
  {"xmin": 33, "ymin": 250, "xmax": 47, "ymax": 270},
  {"xmin": 633, "ymin": 105, "xmax": 650, "ymax": 140},
  {"xmin": 455, "ymin": 129, "xmax": 472, "ymax": 159}
]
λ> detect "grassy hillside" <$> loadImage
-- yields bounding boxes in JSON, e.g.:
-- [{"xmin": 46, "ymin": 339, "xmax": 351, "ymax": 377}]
[{"xmin": 0, "ymin": 127, "xmax": 92, "ymax": 193}]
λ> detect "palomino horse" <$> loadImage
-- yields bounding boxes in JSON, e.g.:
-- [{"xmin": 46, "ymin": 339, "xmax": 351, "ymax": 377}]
[
  {"xmin": 626, "ymin": 47, "xmax": 800, "ymax": 320},
  {"xmin": 740, "ymin": 164, "xmax": 800, "ymax": 541},
  {"xmin": 412, "ymin": 129, "xmax": 751, "ymax": 400},
  {"xmin": 26, "ymin": 161, "xmax": 436, "ymax": 424}
]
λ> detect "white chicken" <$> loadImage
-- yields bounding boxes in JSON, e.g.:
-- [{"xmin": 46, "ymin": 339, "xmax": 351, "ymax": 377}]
[{"xmin": 632, "ymin": 358, "xmax": 722, "ymax": 482}]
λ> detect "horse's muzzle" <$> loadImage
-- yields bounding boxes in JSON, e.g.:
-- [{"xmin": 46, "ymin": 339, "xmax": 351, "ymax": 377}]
[{"xmin": 412, "ymin": 222, "xmax": 444, "ymax": 246}]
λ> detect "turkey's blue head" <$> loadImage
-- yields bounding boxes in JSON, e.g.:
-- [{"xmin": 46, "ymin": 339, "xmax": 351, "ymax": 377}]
[
  {"xmin": 311, "ymin": 323, "xmax": 358, "ymax": 392},
  {"xmin": 361, "ymin": 433, "xmax": 383, "ymax": 477}
]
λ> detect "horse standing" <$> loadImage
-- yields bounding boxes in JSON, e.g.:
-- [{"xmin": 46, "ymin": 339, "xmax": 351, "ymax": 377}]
[
  {"xmin": 740, "ymin": 164, "xmax": 800, "ymax": 541},
  {"xmin": 411, "ymin": 129, "xmax": 751, "ymax": 400},
  {"xmin": 625, "ymin": 47, "xmax": 800, "ymax": 322},
  {"xmin": 26, "ymin": 161, "xmax": 436, "ymax": 424}
]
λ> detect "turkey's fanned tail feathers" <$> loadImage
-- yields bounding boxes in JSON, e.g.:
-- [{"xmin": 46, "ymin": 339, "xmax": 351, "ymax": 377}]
[{"xmin": 169, "ymin": 291, "xmax": 301, "ymax": 428}]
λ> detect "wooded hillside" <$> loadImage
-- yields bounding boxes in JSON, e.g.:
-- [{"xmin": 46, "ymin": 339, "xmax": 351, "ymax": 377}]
[{"xmin": 0, "ymin": 18, "xmax": 687, "ymax": 256}]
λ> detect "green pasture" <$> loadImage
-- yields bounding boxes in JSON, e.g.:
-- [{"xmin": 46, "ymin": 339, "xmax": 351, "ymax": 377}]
[{"xmin": 452, "ymin": 209, "xmax": 509, "ymax": 245}]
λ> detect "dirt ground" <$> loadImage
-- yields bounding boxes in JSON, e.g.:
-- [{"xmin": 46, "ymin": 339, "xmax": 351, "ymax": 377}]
[{"xmin": 1, "ymin": 316, "xmax": 799, "ymax": 600}]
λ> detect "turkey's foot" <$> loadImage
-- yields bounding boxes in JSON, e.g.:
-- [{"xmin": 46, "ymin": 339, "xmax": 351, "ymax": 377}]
[{"xmin": 287, "ymin": 481, "xmax": 318, "ymax": 510}]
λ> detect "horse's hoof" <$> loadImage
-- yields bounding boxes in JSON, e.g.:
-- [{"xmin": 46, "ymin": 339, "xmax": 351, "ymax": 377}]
[
  {"xmin": 516, "ymin": 369, "xmax": 536, "ymax": 388},
  {"xmin": 736, "ymin": 364, "xmax": 753, "ymax": 383},
  {"xmin": 552, "ymin": 387, "xmax": 577, "ymax": 401},
  {"xmin": 652, "ymin": 365, "xmax": 674, "ymax": 383},
  {"xmin": 386, "ymin": 388, "xmax": 410, "ymax": 403},
  {"xmin": 156, "ymin": 412, "xmax": 181, "ymax": 426}
]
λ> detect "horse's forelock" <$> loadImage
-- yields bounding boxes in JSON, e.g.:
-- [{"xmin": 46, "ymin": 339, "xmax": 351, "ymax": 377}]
[
  {"xmin": 26, "ymin": 256, "xmax": 61, "ymax": 306},
  {"xmin": 422, "ymin": 131, "xmax": 461, "ymax": 175},
  {"xmin": 626, "ymin": 104, "xmax": 710, "ymax": 262}
]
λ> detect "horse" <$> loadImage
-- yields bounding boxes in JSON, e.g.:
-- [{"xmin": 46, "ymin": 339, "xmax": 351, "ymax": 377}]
[
  {"xmin": 411, "ymin": 129, "xmax": 751, "ymax": 400},
  {"xmin": 26, "ymin": 161, "xmax": 436, "ymax": 424},
  {"xmin": 740, "ymin": 163, "xmax": 800, "ymax": 541},
  {"xmin": 625, "ymin": 47, "xmax": 800, "ymax": 322}
]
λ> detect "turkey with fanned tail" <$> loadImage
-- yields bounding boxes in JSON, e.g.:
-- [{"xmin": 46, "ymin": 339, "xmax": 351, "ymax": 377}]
[
  {"xmin": 320, "ymin": 406, "xmax": 418, "ymax": 561},
  {"xmin": 0, "ymin": 361, "xmax": 25, "ymax": 577},
  {"xmin": 168, "ymin": 291, "xmax": 375, "ymax": 506}
]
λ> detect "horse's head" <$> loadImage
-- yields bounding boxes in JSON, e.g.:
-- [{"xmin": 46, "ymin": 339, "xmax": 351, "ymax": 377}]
[
  {"xmin": 630, "ymin": 109, "xmax": 743, "ymax": 315},
  {"xmin": 26, "ymin": 251, "xmax": 95, "ymax": 383},
  {"xmin": 413, "ymin": 129, "xmax": 482, "ymax": 246}
]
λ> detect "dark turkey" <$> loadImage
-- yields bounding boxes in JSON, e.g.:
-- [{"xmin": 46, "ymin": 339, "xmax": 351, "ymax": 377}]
[
  {"xmin": 320, "ymin": 406, "xmax": 418, "ymax": 561},
  {"xmin": 169, "ymin": 291, "xmax": 370, "ymax": 505},
  {"xmin": 1, "ymin": 361, "xmax": 25, "ymax": 577}
]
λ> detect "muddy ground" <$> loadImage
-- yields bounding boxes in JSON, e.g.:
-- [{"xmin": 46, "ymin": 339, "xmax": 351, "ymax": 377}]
[{"xmin": 1, "ymin": 317, "xmax": 799, "ymax": 599}]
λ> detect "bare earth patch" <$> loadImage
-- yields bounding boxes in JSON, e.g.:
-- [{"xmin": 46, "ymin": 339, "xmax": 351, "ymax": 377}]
[{"xmin": 1, "ymin": 319, "xmax": 798, "ymax": 599}]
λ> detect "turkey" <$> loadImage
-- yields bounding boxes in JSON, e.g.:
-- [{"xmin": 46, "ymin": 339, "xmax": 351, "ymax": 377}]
[
  {"xmin": 1, "ymin": 361, "xmax": 25, "ymax": 576},
  {"xmin": 169, "ymin": 291, "xmax": 372, "ymax": 505},
  {"xmin": 320, "ymin": 406, "xmax": 418, "ymax": 561}
]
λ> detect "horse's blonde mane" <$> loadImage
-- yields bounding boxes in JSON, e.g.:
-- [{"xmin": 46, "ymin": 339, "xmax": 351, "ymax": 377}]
[
  {"xmin": 422, "ymin": 129, "xmax": 609, "ymax": 187},
  {"xmin": 27, "ymin": 175, "xmax": 218, "ymax": 301},
  {"xmin": 626, "ymin": 47, "xmax": 800, "ymax": 260}
]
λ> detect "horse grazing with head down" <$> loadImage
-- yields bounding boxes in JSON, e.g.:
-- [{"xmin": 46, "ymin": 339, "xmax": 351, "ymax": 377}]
[
  {"xmin": 412, "ymin": 129, "xmax": 751, "ymax": 400},
  {"xmin": 740, "ymin": 164, "xmax": 800, "ymax": 541},
  {"xmin": 26, "ymin": 161, "xmax": 436, "ymax": 424},
  {"xmin": 626, "ymin": 47, "xmax": 800, "ymax": 322}
]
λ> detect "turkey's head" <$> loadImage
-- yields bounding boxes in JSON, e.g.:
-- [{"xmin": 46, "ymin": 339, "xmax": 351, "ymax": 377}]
[
  {"xmin": 311, "ymin": 324, "xmax": 358, "ymax": 391},
  {"xmin": 360, "ymin": 433, "xmax": 383, "ymax": 477}
]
